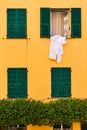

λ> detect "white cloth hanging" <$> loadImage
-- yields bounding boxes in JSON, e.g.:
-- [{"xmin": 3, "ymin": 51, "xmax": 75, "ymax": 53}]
[{"xmin": 49, "ymin": 35, "xmax": 66, "ymax": 63}]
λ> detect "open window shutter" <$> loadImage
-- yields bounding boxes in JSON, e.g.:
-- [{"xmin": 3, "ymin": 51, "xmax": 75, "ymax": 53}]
[
  {"xmin": 7, "ymin": 9, "xmax": 17, "ymax": 38},
  {"xmin": 51, "ymin": 68, "xmax": 71, "ymax": 97},
  {"xmin": 40, "ymin": 8, "xmax": 50, "ymax": 38},
  {"xmin": 17, "ymin": 9, "xmax": 27, "ymax": 38},
  {"xmin": 18, "ymin": 68, "xmax": 27, "ymax": 98},
  {"xmin": 8, "ymin": 68, "xmax": 18, "ymax": 98},
  {"xmin": 71, "ymin": 8, "xmax": 81, "ymax": 38}
]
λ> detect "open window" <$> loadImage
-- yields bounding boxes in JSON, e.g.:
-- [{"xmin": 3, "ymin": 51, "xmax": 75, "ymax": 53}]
[
  {"xmin": 53, "ymin": 124, "xmax": 71, "ymax": 130},
  {"xmin": 8, "ymin": 124, "xmax": 26, "ymax": 130},
  {"xmin": 51, "ymin": 8, "xmax": 71, "ymax": 38},
  {"xmin": 40, "ymin": 8, "xmax": 81, "ymax": 38}
]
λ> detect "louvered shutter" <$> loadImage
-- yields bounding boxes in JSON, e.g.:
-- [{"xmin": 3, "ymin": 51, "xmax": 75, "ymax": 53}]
[
  {"xmin": 18, "ymin": 68, "xmax": 27, "ymax": 98},
  {"xmin": 7, "ymin": 9, "xmax": 27, "ymax": 38},
  {"xmin": 8, "ymin": 68, "xmax": 18, "ymax": 98},
  {"xmin": 40, "ymin": 8, "xmax": 50, "ymax": 38},
  {"xmin": 17, "ymin": 9, "xmax": 27, "ymax": 38},
  {"xmin": 51, "ymin": 68, "xmax": 71, "ymax": 97},
  {"xmin": 7, "ymin": 9, "xmax": 17, "ymax": 38},
  {"xmin": 71, "ymin": 8, "xmax": 81, "ymax": 38},
  {"xmin": 8, "ymin": 68, "xmax": 27, "ymax": 98}
]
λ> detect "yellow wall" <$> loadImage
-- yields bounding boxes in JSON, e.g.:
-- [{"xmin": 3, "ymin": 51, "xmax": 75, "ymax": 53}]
[
  {"xmin": 0, "ymin": 0, "xmax": 86, "ymax": 100},
  {"xmin": 72, "ymin": 122, "xmax": 81, "ymax": 130},
  {"xmin": 27, "ymin": 122, "xmax": 81, "ymax": 130},
  {"xmin": 27, "ymin": 125, "xmax": 52, "ymax": 130},
  {"xmin": 0, "ymin": 0, "xmax": 87, "ymax": 99},
  {"xmin": 0, "ymin": 1, "xmax": 86, "ymax": 130}
]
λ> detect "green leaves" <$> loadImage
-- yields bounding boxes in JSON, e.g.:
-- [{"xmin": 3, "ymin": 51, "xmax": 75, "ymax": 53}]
[
  {"xmin": 0, "ymin": 98, "xmax": 87, "ymax": 128},
  {"xmin": 50, "ymin": 98, "xmax": 81, "ymax": 125}
]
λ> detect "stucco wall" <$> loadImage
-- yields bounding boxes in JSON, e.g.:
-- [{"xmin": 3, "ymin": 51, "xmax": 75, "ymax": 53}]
[{"xmin": 0, "ymin": 1, "xmax": 85, "ymax": 130}]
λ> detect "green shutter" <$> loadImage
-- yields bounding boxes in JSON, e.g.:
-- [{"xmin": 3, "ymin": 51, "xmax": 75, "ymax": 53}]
[
  {"xmin": 17, "ymin": 9, "xmax": 27, "ymax": 38},
  {"xmin": 40, "ymin": 8, "xmax": 50, "ymax": 38},
  {"xmin": 71, "ymin": 8, "xmax": 81, "ymax": 38},
  {"xmin": 17, "ymin": 68, "xmax": 27, "ymax": 98},
  {"xmin": 8, "ymin": 68, "xmax": 27, "ymax": 98},
  {"xmin": 51, "ymin": 68, "xmax": 71, "ymax": 98},
  {"xmin": 8, "ymin": 68, "xmax": 18, "ymax": 98},
  {"xmin": 7, "ymin": 9, "xmax": 27, "ymax": 38},
  {"xmin": 7, "ymin": 9, "xmax": 17, "ymax": 38}
]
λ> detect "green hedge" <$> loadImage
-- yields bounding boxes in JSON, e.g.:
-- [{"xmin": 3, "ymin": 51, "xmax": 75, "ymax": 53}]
[{"xmin": 0, "ymin": 98, "xmax": 87, "ymax": 129}]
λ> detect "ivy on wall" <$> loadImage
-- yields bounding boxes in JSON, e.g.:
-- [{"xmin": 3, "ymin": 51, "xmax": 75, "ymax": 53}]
[{"xmin": 0, "ymin": 98, "xmax": 87, "ymax": 129}]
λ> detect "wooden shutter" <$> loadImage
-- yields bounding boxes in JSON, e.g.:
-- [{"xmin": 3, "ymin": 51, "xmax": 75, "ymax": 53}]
[
  {"xmin": 7, "ymin": 9, "xmax": 27, "ymax": 38},
  {"xmin": 8, "ymin": 68, "xmax": 18, "ymax": 98},
  {"xmin": 18, "ymin": 68, "xmax": 27, "ymax": 98},
  {"xmin": 71, "ymin": 8, "xmax": 81, "ymax": 38},
  {"xmin": 40, "ymin": 8, "xmax": 50, "ymax": 38},
  {"xmin": 7, "ymin": 9, "xmax": 17, "ymax": 38},
  {"xmin": 51, "ymin": 68, "xmax": 71, "ymax": 97},
  {"xmin": 17, "ymin": 9, "xmax": 27, "ymax": 38},
  {"xmin": 8, "ymin": 68, "xmax": 27, "ymax": 98}
]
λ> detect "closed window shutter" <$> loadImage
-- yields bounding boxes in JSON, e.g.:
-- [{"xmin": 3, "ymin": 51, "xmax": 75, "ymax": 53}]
[
  {"xmin": 8, "ymin": 68, "xmax": 27, "ymax": 98},
  {"xmin": 71, "ymin": 8, "xmax": 81, "ymax": 38},
  {"xmin": 17, "ymin": 9, "xmax": 27, "ymax": 38},
  {"xmin": 17, "ymin": 68, "xmax": 27, "ymax": 98},
  {"xmin": 51, "ymin": 68, "xmax": 71, "ymax": 97},
  {"xmin": 40, "ymin": 8, "xmax": 50, "ymax": 38},
  {"xmin": 8, "ymin": 68, "xmax": 18, "ymax": 98},
  {"xmin": 7, "ymin": 9, "xmax": 17, "ymax": 38},
  {"xmin": 7, "ymin": 9, "xmax": 27, "ymax": 38}
]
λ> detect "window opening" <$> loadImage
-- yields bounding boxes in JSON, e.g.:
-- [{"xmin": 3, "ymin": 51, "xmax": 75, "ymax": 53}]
[
  {"xmin": 51, "ymin": 8, "xmax": 71, "ymax": 38},
  {"xmin": 54, "ymin": 124, "xmax": 71, "ymax": 130},
  {"xmin": 8, "ymin": 124, "xmax": 26, "ymax": 130}
]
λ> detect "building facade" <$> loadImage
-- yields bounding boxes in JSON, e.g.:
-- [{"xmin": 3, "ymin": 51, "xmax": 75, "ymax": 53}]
[{"xmin": 0, "ymin": 0, "xmax": 87, "ymax": 130}]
